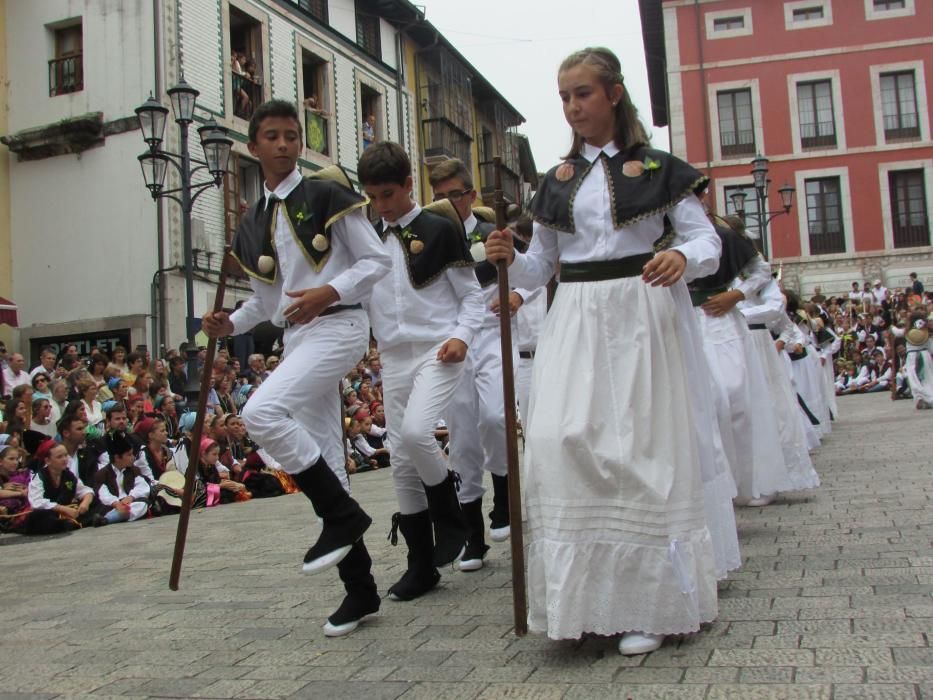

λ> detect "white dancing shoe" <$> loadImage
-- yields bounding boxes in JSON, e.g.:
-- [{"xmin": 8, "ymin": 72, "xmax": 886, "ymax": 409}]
[
  {"xmin": 302, "ymin": 544, "xmax": 352, "ymax": 574},
  {"xmin": 618, "ymin": 632, "xmax": 664, "ymax": 656},
  {"xmin": 489, "ymin": 524, "xmax": 510, "ymax": 542},
  {"xmin": 745, "ymin": 494, "xmax": 775, "ymax": 507},
  {"xmin": 459, "ymin": 556, "xmax": 484, "ymax": 572}
]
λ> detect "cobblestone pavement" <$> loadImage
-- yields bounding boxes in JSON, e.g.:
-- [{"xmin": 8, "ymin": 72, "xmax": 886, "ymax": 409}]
[{"xmin": 2, "ymin": 393, "xmax": 932, "ymax": 699}]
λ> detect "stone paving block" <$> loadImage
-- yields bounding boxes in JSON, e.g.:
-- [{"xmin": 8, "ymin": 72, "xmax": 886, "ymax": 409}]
[
  {"xmin": 612, "ymin": 667, "xmax": 686, "ymax": 684},
  {"xmin": 800, "ymin": 633, "xmax": 926, "ymax": 647},
  {"xmin": 705, "ymin": 685, "xmax": 831, "ymax": 699},
  {"xmin": 682, "ymin": 667, "xmax": 739, "ymax": 683},
  {"xmin": 891, "ymin": 647, "xmax": 933, "ymax": 665},
  {"xmin": 709, "ymin": 649, "xmax": 814, "ymax": 667},
  {"xmin": 564, "ymin": 686, "xmax": 707, "ymax": 699},
  {"xmin": 641, "ymin": 648, "xmax": 712, "ymax": 667},
  {"xmin": 814, "ymin": 648, "xmax": 894, "ymax": 665},
  {"xmin": 751, "ymin": 634, "xmax": 800, "ymax": 648},
  {"xmin": 738, "ymin": 666, "xmax": 794, "ymax": 683},
  {"xmin": 476, "ymin": 684, "xmax": 568, "ymax": 699},
  {"xmin": 869, "ymin": 665, "xmax": 933, "ymax": 682},
  {"xmin": 776, "ymin": 620, "xmax": 851, "ymax": 634},
  {"xmin": 794, "ymin": 666, "xmax": 864, "ymax": 683},
  {"xmin": 396, "ymin": 682, "xmax": 487, "ymax": 700},
  {"xmin": 288, "ymin": 680, "xmax": 411, "ymax": 700},
  {"xmin": 443, "ymin": 651, "xmax": 523, "ymax": 668},
  {"xmin": 462, "ymin": 666, "xmax": 536, "ymax": 684},
  {"xmin": 134, "ymin": 678, "xmax": 206, "ymax": 697},
  {"xmin": 831, "ymin": 684, "xmax": 918, "ymax": 700},
  {"xmin": 523, "ymin": 666, "xmax": 617, "ymax": 683},
  {"xmin": 190, "ymin": 679, "xmax": 258, "ymax": 697},
  {"xmin": 387, "ymin": 666, "xmax": 474, "ymax": 682}
]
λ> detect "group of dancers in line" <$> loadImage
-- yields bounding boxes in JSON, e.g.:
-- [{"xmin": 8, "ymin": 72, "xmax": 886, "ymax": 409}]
[{"xmin": 203, "ymin": 46, "xmax": 837, "ymax": 656}]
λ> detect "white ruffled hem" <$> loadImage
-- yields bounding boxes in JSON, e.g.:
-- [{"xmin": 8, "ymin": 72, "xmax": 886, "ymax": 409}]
[
  {"xmin": 527, "ymin": 530, "xmax": 719, "ymax": 640},
  {"xmin": 703, "ymin": 471, "xmax": 741, "ymax": 578}
]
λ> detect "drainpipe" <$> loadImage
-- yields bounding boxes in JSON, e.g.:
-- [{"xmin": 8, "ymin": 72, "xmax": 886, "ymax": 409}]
[
  {"xmin": 694, "ymin": 0, "xmax": 713, "ymax": 176},
  {"xmin": 152, "ymin": 0, "xmax": 167, "ymax": 354}
]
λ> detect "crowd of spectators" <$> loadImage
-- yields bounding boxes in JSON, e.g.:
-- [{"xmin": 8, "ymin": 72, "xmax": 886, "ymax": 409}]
[
  {"xmin": 0, "ymin": 338, "xmax": 392, "ymax": 536},
  {"xmin": 801, "ymin": 274, "xmax": 930, "ymax": 398}
]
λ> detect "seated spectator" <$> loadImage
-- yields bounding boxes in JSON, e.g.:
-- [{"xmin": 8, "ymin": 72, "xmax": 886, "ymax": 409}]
[
  {"xmin": 168, "ymin": 355, "xmax": 188, "ymax": 401},
  {"xmin": 23, "ymin": 440, "xmax": 96, "ymax": 534},
  {"xmin": 30, "ymin": 347, "xmax": 58, "ymax": 380},
  {"xmin": 359, "ymin": 415, "xmax": 390, "ymax": 469},
  {"xmin": 266, "ymin": 355, "xmax": 280, "ymax": 372},
  {"xmin": 0, "ymin": 445, "xmax": 30, "ymax": 529},
  {"xmin": 88, "ymin": 353, "xmax": 109, "ymax": 390},
  {"xmin": 155, "ymin": 395, "xmax": 179, "ymax": 441},
  {"xmin": 121, "ymin": 352, "xmax": 145, "ymax": 387},
  {"xmin": 347, "ymin": 418, "xmax": 383, "ymax": 472},
  {"xmin": 30, "ymin": 398, "xmax": 57, "ymax": 439},
  {"xmin": 134, "ymin": 416, "xmax": 173, "ymax": 482},
  {"xmin": 302, "ymin": 95, "xmax": 328, "ymax": 115},
  {"xmin": 94, "ymin": 431, "xmax": 150, "ymax": 525},
  {"xmin": 78, "ymin": 378, "xmax": 104, "ymax": 432},
  {"xmin": 214, "ymin": 375, "xmax": 236, "ymax": 416},
  {"xmin": 199, "ymin": 437, "xmax": 249, "ymax": 504},
  {"xmin": 3, "ymin": 397, "xmax": 28, "ymax": 436},
  {"xmin": 2, "ymin": 353, "xmax": 30, "ymax": 398},
  {"xmin": 132, "ymin": 373, "xmax": 155, "ymax": 414},
  {"xmin": 862, "ymin": 349, "xmax": 892, "ymax": 393},
  {"xmin": 246, "ymin": 353, "xmax": 268, "ymax": 384},
  {"xmin": 31, "ymin": 373, "xmax": 52, "ymax": 402},
  {"xmin": 57, "ymin": 412, "xmax": 100, "ymax": 485},
  {"xmin": 343, "ymin": 387, "xmax": 363, "ymax": 418},
  {"xmin": 125, "ymin": 394, "xmax": 144, "ymax": 427}
]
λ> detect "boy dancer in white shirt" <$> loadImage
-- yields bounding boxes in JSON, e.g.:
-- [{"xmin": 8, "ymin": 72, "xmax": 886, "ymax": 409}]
[
  {"xmin": 202, "ymin": 100, "xmax": 391, "ymax": 637},
  {"xmin": 429, "ymin": 158, "xmax": 533, "ymax": 572},
  {"xmin": 358, "ymin": 142, "xmax": 485, "ymax": 600}
]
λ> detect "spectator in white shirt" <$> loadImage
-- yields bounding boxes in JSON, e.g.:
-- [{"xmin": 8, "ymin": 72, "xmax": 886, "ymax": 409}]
[
  {"xmin": 871, "ymin": 279, "xmax": 888, "ymax": 305},
  {"xmin": 29, "ymin": 347, "xmax": 58, "ymax": 379},
  {"xmin": 2, "ymin": 353, "xmax": 30, "ymax": 398}
]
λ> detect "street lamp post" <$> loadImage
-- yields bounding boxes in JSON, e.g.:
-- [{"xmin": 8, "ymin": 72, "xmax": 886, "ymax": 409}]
[
  {"xmin": 729, "ymin": 154, "xmax": 796, "ymax": 260},
  {"xmin": 135, "ymin": 76, "xmax": 234, "ymax": 346}
]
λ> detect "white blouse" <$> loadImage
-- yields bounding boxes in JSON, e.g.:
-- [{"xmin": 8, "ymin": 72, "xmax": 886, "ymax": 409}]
[{"xmin": 510, "ymin": 142, "xmax": 720, "ymax": 290}]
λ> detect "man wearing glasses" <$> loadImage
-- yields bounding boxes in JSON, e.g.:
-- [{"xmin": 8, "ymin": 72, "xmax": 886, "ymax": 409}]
[{"xmin": 429, "ymin": 158, "xmax": 533, "ymax": 573}]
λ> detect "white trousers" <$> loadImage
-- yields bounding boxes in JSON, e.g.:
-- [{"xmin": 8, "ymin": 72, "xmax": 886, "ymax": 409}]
[
  {"xmin": 381, "ymin": 341, "xmax": 467, "ymax": 514},
  {"xmin": 446, "ymin": 324, "xmax": 513, "ymax": 503},
  {"xmin": 516, "ymin": 353, "xmax": 534, "ymax": 424},
  {"xmin": 240, "ymin": 311, "xmax": 369, "ymax": 492}
]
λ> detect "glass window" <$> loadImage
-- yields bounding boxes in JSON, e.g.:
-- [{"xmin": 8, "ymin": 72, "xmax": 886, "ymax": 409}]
[
  {"xmin": 880, "ymin": 71, "xmax": 919, "ymax": 141},
  {"xmin": 797, "ymin": 80, "xmax": 836, "ymax": 148},
  {"xmin": 890, "ymin": 170, "xmax": 929, "ymax": 248},
  {"xmin": 717, "ymin": 89, "xmax": 756, "ymax": 157},
  {"xmin": 805, "ymin": 177, "xmax": 846, "ymax": 254}
]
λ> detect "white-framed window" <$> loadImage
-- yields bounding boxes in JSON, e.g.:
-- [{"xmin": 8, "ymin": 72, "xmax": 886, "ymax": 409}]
[
  {"xmin": 708, "ymin": 79, "xmax": 763, "ymax": 163},
  {"xmin": 296, "ymin": 37, "xmax": 336, "ymax": 165},
  {"xmin": 784, "ymin": 0, "xmax": 833, "ymax": 29},
  {"xmin": 787, "ymin": 69, "xmax": 845, "ymax": 154},
  {"xmin": 865, "ymin": 0, "xmax": 914, "ymax": 20},
  {"xmin": 869, "ymin": 60, "xmax": 929, "ymax": 145},
  {"xmin": 794, "ymin": 166, "xmax": 854, "ymax": 257},
  {"xmin": 225, "ymin": 0, "xmax": 270, "ymax": 123},
  {"xmin": 877, "ymin": 159, "xmax": 933, "ymax": 250},
  {"xmin": 355, "ymin": 70, "xmax": 386, "ymax": 156},
  {"xmin": 705, "ymin": 8, "xmax": 753, "ymax": 39}
]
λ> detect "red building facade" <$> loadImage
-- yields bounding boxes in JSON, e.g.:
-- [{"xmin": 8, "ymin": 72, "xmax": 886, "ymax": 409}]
[{"xmin": 640, "ymin": 0, "xmax": 933, "ymax": 296}]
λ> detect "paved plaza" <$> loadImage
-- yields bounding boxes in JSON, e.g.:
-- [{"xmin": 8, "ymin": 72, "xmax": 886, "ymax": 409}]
[{"xmin": 2, "ymin": 392, "xmax": 932, "ymax": 700}]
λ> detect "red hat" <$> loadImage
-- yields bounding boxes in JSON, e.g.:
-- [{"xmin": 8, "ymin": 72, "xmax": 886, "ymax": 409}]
[
  {"xmin": 353, "ymin": 408, "xmax": 370, "ymax": 421},
  {"xmin": 34, "ymin": 439, "xmax": 58, "ymax": 464},
  {"xmin": 134, "ymin": 417, "xmax": 156, "ymax": 441},
  {"xmin": 369, "ymin": 401, "xmax": 382, "ymax": 412}
]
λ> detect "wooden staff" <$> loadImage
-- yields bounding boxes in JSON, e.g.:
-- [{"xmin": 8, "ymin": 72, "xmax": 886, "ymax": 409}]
[
  {"xmin": 169, "ymin": 246, "xmax": 234, "ymax": 591},
  {"xmin": 890, "ymin": 335, "xmax": 899, "ymax": 401},
  {"xmin": 493, "ymin": 156, "xmax": 528, "ymax": 636}
]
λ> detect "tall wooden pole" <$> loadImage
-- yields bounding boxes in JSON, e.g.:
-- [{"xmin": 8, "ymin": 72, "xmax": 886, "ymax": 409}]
[
  {"xmin": 169, "ymin": 247, "xmax": 234, "ymax": 590},
  {"xmin": 493, "ymin": 156, "xmax": 528, "ymax": 636}
]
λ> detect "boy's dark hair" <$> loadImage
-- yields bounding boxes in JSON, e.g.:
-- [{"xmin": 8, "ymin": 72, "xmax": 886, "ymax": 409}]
[
  {"xmin": 248, "ymin": 100, "xmax": 302, "ymax": 143},
  {"xmin": 126, "ymin": 351, "xmax": 143, "ymax": 367},
  {"xmin": 358, "ymin": 141, "xmax": 411, "ymax": 187},
  {"xmin": 428, "ymin": 158, "xmax": 473, "ymax": 189},
  {"xmin": 105, "ymin": 401, "xmax": 127, "ymax": 419}
]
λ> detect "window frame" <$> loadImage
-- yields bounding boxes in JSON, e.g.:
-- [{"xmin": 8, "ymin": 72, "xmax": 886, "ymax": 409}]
[
  {"xmin": 48, "ymin": 19, "xmax": 84, "ymax": 97},
  {"xmin": 295, "ymin": 37, "xmax": 337, "ymax": 166},
  {"xmin": 794, "ymin": 167, "xmax": 854, "ymax": 257},
  {"xmin": 878, "ymin": 159, "xmax": 933, "ymax": 250},
  {"xmin": 355, "ymin": 8, "xmax": 381, "ymax": 59},
  {"xmin": 784, "ymin": 0, "xmax": 833, "ymax": 29},
  {"xmin": 225, "ymin": 0, "xmax": 270, "ymax": 124},
  {"xmin": 865, "ymin": 0, "xmax": 914, "ymax": 20},
  {"xmin": 705, "ymin": 7, "xmax": 753, "ymax": 39},
  {"xmin": 880, "ymin": 71, "xmax": 920, "ymax": 141},
  {"xmin": 796, "ymin": 79, "xmax": 838, "ymax": 150},
  {"xmin": 355, "ymin": 69, "xmax": 387, "ymax": 158},
  {"xmin": 716, "ymin": 88, "xmax": 757, "ymax": 158},
  {"xmin": 869, "ymin": 61, "xmax": 929, "ymax": 145}
]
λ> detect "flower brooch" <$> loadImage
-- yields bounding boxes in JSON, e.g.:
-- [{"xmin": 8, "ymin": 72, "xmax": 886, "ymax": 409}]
[{"xmin": 623, "ymin": 157, "xmax": 662, "ymax": 179}]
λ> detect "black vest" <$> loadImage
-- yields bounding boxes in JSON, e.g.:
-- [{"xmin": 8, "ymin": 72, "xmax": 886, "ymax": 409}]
[
  {"xmin": 94, "ymin": 464, "xmax": 144, "ymax": 499},
  {"xmin": 530, "ymin": 146, "xmax": 708, "ymax": 234},
  {"xmin": 376, "ymin": 210, "xmax": 474, "ymax": 289},
  {"xmin": 689, "ymin": 223, "xmax": 759, "ymax": 291},
  {"xmin": 231, "ymin": 175, "xmax": 367, "ymax": 283},
  {"xmin": 36, "ymin": 467, "xmax": 80, "ymax": 505}
]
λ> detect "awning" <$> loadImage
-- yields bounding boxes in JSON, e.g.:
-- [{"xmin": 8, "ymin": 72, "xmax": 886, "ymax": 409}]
[{"xmin": 0, "ymin": 296, "xmax": 19, "ymax": 327}]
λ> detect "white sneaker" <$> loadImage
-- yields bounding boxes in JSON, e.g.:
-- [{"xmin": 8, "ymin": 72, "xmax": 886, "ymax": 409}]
[
  {"xmin": 489, "ymin": 525, "xmax": 510, "ymax": 542},
  {"xmin": 322, "ymin": 618, "xmax": 361, "ymax": 637},
  {"xmin": 459, "ymin": 556, "xmax": 484, "ymax": 572},
  {"xmin": 618, "ymin": 632, "xmax": 664, "ymax": 656},
  {"xmin": 302, "ymin": 544, "xmax": 352, "ymax": 574},
  {"xmin": 745, "ymin": 494, "xmax": 775, "ymax": 507}
]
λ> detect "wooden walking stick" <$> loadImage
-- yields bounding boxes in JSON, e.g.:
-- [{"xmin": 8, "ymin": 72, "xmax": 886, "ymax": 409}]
[
  {"xmin": 493, "ymin": 156, "xmax": 528, "ymax": 636},
  {"xmin": 169, "ymin": 245, "xmax": 235, "ymax": 591}
]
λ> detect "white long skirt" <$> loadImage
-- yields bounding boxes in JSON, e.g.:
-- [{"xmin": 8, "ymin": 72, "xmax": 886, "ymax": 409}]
[
  {"xmin": 790, "ymin": 350, "xmax": 831, "ymax": 438},
  {"xmin": 748, "ymin": 330, "xmax": 819, "ymax": 491},
  {"xmin": 906, "ymin": 346, "xmax": 933, "ymax": 404},
  {"xmin": 523, "ymin": 277, "xmax": 718, "ymax": 640},
  {"xmin": 780, "ymin": 352, "xmax": 822, "ymax": 451},
  {"xmin": 693, "ymin": 309, "xmax": 790, "ymax": 500}
]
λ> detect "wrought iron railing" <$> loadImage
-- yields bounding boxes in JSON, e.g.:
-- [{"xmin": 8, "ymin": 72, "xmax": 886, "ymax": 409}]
[{"xmin": 49, "ymin": 54, "xmax": 83, "ymax": 96}]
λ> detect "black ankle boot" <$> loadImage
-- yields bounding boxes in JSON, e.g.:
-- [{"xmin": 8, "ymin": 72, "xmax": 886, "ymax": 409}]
[
  {"xmin": 387, "ymin": 511, "xmax": 441, "ymax": 601},
  {"xmin": 489, "ymin": 473, "xmax": 510, "ymax": 541},
  {"xmin": 459, "ymin": 497, "xmax": 489, "ymax": 572},
  {"xmin": 323, "ymin": 539, "xmax": 381, "ymax": 637},
  {"xmin": 291, "ymin": 456, "xmax": 372, "ymax": 574},
  {"xmin": 423, "ymin": 471, "xmax": 469, "ymax": 567}
]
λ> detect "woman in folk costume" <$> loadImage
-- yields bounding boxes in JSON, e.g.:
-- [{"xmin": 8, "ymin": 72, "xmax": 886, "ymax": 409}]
[
  {"xmin": 904, "ymin": 313, "xmax": 933, "ymax": 409},
  {"xmin": 734, "ymin": 256, "xmax": 819, "ymax": 492},
  {"xmin": 785, "ymin": 294, "xmax": 832, "ymax": 438},
  {"xmin": 485, "ymin": 47, "xmax": 720, "ymax": 656}
]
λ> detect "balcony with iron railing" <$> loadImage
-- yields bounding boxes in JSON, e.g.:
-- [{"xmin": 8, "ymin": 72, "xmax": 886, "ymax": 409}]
[
  {"xmin": 422, "ymin": 118, "xmax": 472, "ymax": 166},
  {"xmin": 478, "ymin": 160, "xmax": 521, "ymax": 206},
  {"xmin": 233, "ymin": 72, "xmax": 263, "ymax": 120},
  {"xmin": 893, "ymin": 218, "xmax": 930, "ymax": 248},
  {"xmin": 49, "ymin": 54, "xmax": 83, "ymax": 96},
  {"xmin": 800, "ymin": 122, "xmax": 837, "ymax": 149},
  {"xmin": 720, "ymin": 130, "xmax": 755, "ymax": 157},
  {"xmin": 809, "ymin": 227, "xmax": 846, "ymax": 255},
  {"xmin": 884, "ymin": 114, "xmax": 920, "ymax": 141}
]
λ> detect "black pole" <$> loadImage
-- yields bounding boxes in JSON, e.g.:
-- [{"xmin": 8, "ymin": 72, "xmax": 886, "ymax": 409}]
[{"xmin": 179, "ymin": 121, "xmax": 196, "ymax": 344}]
